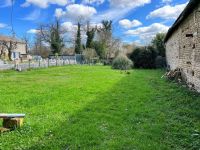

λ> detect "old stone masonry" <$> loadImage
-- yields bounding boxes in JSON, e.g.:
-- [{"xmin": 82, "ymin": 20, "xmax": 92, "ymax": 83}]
[{"xmin": 165, "ymin": 0, "xmax": 200, "ymax": 92}]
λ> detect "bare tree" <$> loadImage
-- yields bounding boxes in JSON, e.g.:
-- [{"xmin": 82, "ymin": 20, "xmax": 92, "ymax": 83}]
[
  {"xmin": 109, "ymin": 38, "xmax": 122, "ymax": 58},
  {"xmin": 22, "ymin": 35, "xmax": 31, "ymax": 54},
  {"xmin": 83, "ymin": 48, "xmax": 98, "ymax": 63},
  {"xmin": 39, "ymin": 20, "xmax": 65, "ymax": 55},
  {"xmin": 0, "ymin": 40, "xmax": 17, "ymax": 61},
  {"xmin": 96, "ymin": 20, "xmax": 113, "ymax": 62},
  {"xmin": 30, "ymin": 32, "xmax": 51, "ymax": 58},
  {"xmin": 32, "ymin": 32, "xmax": 43, "ymax": 56},
  {"xmin": 0, "ymin": 45, "xmax": 5, "ymax": 58}
]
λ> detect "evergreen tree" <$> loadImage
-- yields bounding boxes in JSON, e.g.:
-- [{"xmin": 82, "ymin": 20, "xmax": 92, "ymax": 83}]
[
  {"xmin": 86, "ymin": 23, "xmax": 96, "ymax": 48},
  {"xmin": 39, "ymin": 20, "xmax": 64, "ymax": 55},
  {"xmin": 75, "ymin": 22, "xmax": 82, "ymax": 54},
  {"xmin": 92, "ymin": 41, "xmax": 106, "ymax": 59},
  {"xmin": 50, "ymin": 20, "xmax": 64, "ymax": 54}
]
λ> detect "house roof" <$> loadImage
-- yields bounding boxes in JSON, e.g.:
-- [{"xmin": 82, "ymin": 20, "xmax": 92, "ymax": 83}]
[
  {"xmin": 0, "ymin": 35, "xmax": 25, "ymax": 44},
  {"xmin": 164, "ymin": 0, "xmax": 200, "ymax": 43}
]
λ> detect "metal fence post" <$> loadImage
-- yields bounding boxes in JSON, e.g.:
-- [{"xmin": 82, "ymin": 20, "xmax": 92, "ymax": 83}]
[
  {"xmin": 39, "ymin": 59, "xmax": 40, "ymax": 67},
  {"xmin": 29, "ymin": 59, "xmax": 31, "ymax": 69}
]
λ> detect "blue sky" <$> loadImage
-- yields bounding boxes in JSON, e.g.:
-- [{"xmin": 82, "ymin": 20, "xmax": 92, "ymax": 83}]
[{"xmin": 0, "ymin": 0, "xmax": 189, "ymax": 45}]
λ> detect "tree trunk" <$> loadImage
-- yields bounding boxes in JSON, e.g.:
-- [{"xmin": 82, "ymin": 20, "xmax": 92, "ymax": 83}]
[
  {"xmin": 8, "ymin": 50, "xmax": 12, "ymax": 61},
  {"xmin": 0, "ymin": 49, "xmax": 3, "ymax": 58}
]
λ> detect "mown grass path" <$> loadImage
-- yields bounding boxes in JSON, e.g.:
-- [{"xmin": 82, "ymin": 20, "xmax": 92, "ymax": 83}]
[{"xmin": 0, "ymin": 66, "xmax": 200, "ymax": 149}]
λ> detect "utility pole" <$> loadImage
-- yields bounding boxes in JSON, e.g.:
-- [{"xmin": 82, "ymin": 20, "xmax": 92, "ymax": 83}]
[{"xmin": 11, "ymin": 0, "xmax": 15, "ymax": 38}]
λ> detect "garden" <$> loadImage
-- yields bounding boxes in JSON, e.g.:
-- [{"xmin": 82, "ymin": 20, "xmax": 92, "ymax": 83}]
[{"xmin": 0, "ymin": 66, "xmax": 200, "ymax": 149}]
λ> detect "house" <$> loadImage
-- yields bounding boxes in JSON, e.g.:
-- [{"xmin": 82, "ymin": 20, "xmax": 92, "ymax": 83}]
[
  {"xmin": 164, "ymin": 0, "xmax": 200, "ymax": 92},
  {"xmin": 0, "ymin": 35, "xmax": 27, "ymax": 61}
]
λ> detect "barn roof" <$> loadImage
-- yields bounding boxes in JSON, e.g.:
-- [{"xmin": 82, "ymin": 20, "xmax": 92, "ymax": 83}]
[{"xmin": 164, "ymin": 0, "xmax": 200, "ymax": 43}]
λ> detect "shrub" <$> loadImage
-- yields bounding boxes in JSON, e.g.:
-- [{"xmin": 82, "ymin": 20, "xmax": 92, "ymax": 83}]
[
  {"xmin": 130, "ymin": 46, "xmax": 157, "ymax": 69},
  {"xmin": 83, "ymin": 48, "xmax": 98, "ymax": 64},
  {"xmin": 112, "ymin": 54, "xmax": 133, "ymax": 70},
  {"xmin": 155, "ymin": 56, "xmax": 166, "ymax": 68}
]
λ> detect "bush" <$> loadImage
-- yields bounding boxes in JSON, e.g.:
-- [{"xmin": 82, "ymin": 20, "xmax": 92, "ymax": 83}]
[
  {"xmin": 112, "ymin": 54, "xmax": 133, "ymax": 70},
  {"xmin": 83, "ymin": 48, "xmax": 98, "ymax": 64},
  {"xmin": 130, "ymin": 46, "xmax": 157, "ymax": 69},
  {"xmin": 155, "ymin": 56, "xmax": 166, "ymax": 68}
]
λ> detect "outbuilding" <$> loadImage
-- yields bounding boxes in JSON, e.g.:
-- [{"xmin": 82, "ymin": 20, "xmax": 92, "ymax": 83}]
[
  {"xmin": 0, "ymin": 35, "xmax": 27, "ymax": 61},
  {"xmin": 165, "ymin": 0, "xmax": 200, "ymax": 92}
]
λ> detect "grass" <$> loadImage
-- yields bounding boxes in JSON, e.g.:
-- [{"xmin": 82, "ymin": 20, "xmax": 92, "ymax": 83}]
[{"xmin": 0, "ymin": 65, "xmax": 200, "ymax": 150}]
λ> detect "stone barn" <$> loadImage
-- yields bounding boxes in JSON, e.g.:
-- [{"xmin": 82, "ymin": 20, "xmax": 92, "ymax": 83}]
[{"xmin": 165, "ymin": 0, "xmax": 200, "ymax": 92}]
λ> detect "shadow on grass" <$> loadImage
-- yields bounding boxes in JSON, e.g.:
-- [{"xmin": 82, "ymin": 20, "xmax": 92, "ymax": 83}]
[
  {"xmin": 3, "ymin": 70, "xmax": 200, "ymax": 150},
  {"xmin": 27, "ymin": 71, "xmax": 200, "ymax": 149}
]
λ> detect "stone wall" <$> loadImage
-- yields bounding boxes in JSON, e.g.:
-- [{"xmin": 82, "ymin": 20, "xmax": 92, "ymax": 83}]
[
  {"xmin": 166, "ymin": 3, "xmax": 200, "ymax": 92},
  {"xmin": 16, "ymin": 43, "xmax": 26, "ymax": 54}
]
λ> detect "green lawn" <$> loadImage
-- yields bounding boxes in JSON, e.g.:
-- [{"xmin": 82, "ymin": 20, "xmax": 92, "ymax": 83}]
[{"xmin": 0, "ymin": 66, "xmax": 200, "ymax": 150}]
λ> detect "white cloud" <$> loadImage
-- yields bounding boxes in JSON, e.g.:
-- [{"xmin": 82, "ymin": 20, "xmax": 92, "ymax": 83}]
[
  {"xmin": 119, "ymin": 19, "xmax": 142, "ymax": 29},
  {"xmin": 21, "ymin": 0, "xmax": 74, "ymax": 8},
  {"xmin": 0, "ymin": 0, "xmax": 12, "ymax": 7},
  {"xmin": 147, "ymin": 3, "xmax": 187, "ymax": 20},
  {"xmin": 61, "ymin": 21, "xmax": 88, "ymax": 43},
  {"xmin": 65, "ymin": 4, "xmax": 97, "ymax": 20},
  {"xmin": 21, "ymin": 9, "xmax": 41, "ymax": 21},
  {"xmin": 162, "ymin": 0, "xmax": 172, "ymax": 3},
  {"xmin": 55, "ymin": 8, "xmax": 65, "ymax": 18},
  {"xmin": 82, "ymin": 0, "xmax": 105, "ymax": 5},
  {"xmin": 93, "ymin": 8, "xmax": 129, "ymax": 23},
  {"xmin": 109, "ymin": 0, "xmax": 151, "ymax": 8},
  {"xmin": 27, "ymin": 29, "xmax": 40, "ymax": 34},
  {"xmin": 125, "ymin": 23, "xmax": 169, "ymax": 43},
  {"xmin": 56, "ymin": 0, "xmax": 151, "ymax": 24},
  {"xmin": 93, "ymin": 0, "xmax": 151, "ymax": 23},
  {"xmin": 61, "ymin": 21, "xmax": 102, "ymax": 34},
  {"xmin": 89, "ymin": 23, "xmax": 103, "ymax": 28},
  {"xmin": 61, "ymin": 21, "xmax": 77, "ymax": 31},
  {"xmin": 0, "ymin": 23, "xmax": 7, "ymax": 28},
  {"xmin": 55, "ymin": 4, "xmax": 97, "ymax": 21}
]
